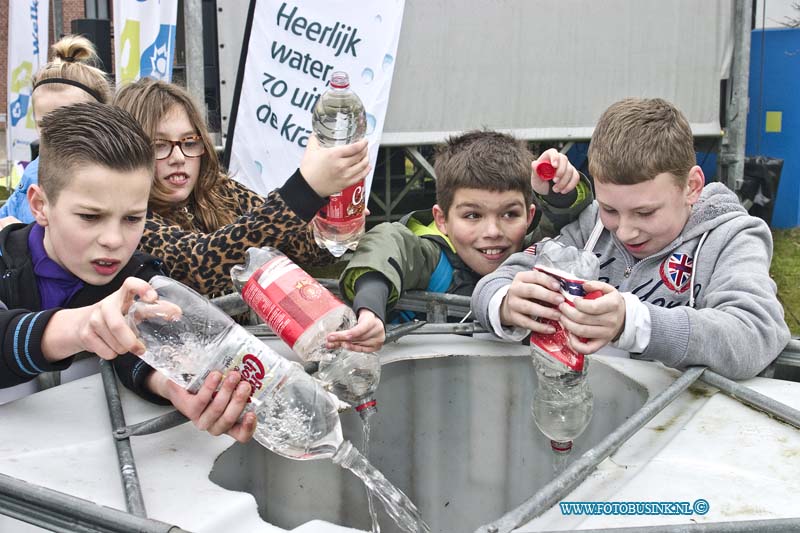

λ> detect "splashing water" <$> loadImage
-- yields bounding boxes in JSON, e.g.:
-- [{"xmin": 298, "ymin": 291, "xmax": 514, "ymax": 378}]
[
  {"xmin": 333, "ymin": 441, "xmax": 431, "ymax": 533},
  {"xmin": 362, "ymin": 420, "xmax": 381, "ymax": 533},
  {"xmin": 552, "ymin": 450, "xmax": 570, "ymax": 476}
]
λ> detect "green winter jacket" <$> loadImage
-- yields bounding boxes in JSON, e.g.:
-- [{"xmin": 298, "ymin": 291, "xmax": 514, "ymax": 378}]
[{"xmin": 340, "ymin": 176, "xmax": 593, "ymax": 322}]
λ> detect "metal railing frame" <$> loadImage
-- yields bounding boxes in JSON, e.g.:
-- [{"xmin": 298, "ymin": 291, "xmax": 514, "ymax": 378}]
[
  {"xmin": 0, "ymin": 472, "xmax": 188, "ymax": 533},
  {"xmin": 2, "ymin": 287, "xmax": 798, "ymax": 533}
]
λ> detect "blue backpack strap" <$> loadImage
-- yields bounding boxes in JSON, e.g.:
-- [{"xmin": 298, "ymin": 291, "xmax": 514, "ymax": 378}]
[
  {"xmin": 392, "ymin": 249, "xmax": 454, "ymax": 324},
  {"xmin": 427, "ymin": 249, "xmax": 454, "ymax": 292}
]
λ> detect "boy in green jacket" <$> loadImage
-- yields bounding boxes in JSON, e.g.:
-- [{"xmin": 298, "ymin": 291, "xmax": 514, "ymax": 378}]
[{"xmin": 327, "ymin": 130, "xmax": 592, "ymax": 352}]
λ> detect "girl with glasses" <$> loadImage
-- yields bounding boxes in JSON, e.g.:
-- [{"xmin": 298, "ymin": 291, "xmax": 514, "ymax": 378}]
[{"xmin": 114, "ymin": 78, "xmax": 370, "ymax": 296}]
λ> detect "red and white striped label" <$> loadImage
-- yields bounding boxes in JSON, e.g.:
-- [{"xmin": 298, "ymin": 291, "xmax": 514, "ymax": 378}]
[{"xmin": 241, "ymin": 256, "xmax": 344, "ymax": 347}]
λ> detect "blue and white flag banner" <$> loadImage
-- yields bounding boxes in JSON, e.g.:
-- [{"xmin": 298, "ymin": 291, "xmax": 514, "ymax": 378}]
[
  {"xmin": 6, "ymin": 0, "xmax": 49, "ymax": 163},
  {"xmin": 226, "ymin": 0, "xmax": 405, "ymax": 197},
  {"xmin": 113, "ymin": 0, "xmax": 178, "ymax": 84}
]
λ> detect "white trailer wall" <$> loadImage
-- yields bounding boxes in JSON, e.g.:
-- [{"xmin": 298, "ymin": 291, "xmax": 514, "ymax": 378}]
[{"xmin": 217, "ymin": 0, "xmax": 732, "ymax": 146}]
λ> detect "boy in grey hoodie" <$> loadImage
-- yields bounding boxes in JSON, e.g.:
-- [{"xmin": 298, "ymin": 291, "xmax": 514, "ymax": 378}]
[{"xmin": 472, "ymin": 98, "xmax": 790, "ymax": 380}]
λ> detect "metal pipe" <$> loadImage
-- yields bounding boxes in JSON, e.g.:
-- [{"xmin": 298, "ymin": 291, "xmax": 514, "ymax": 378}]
[
  {"xmin": 384, "ymin": 321, "xmax": 427, "ymax": 343},
  {"xmin": 385, "ymin": 146, "xmax": 392, "ymax": 222},
  {"xmin": 210, "ymin": 292, "xmax": 249, "ymax": 317},
  {"xmin": 212, "ymin": 283, "xmax": 473, "ymax": 320},
  {"xmin": 35, "ymin": 370, "xmax": 61, "ymax": 391},
  {"xmin": 385, "ymin": 321, "xmax": 488, "ymax": 343},
  {"xmin": 389, "ymin": 300, "xmax": 470, "ymax": 318},
  {"xmin": 319, "ymin": 278, "xmax": 472, "ymax": 307},
  {"xmin": 476, "ymin": 366, "xmax": 706, "ymax": 533},
  {"xmin": 183, "ymin": 0, "xmax": 206, "ymax": 119},
  {"xmin": 533, "ymin": 518, "xmax": 800, "ymax": 533},
  {"xmin": 0, "ymin": 472, "xmax": 189, "ymax": 533},
  {"xmin": 774, "ymin": 339, "xmax": 800, "ymax": 368},
  {"xmin": 119, "ymin": 410, "xmax": 191, "ymax": 439},
  {"xmin": 720, "ymin": 0, "xmax": 752, "ymax": 192},
  {"xmin": 700, "ymin": 369, "xmax": 800, "ymax": 429},
  {"xmin": 246, "ymin": 321, "xmax": 489, "ymax": 342},
  {"xmin": 99, "ymin": 360, "xmax": 147, "ymax": 517}
]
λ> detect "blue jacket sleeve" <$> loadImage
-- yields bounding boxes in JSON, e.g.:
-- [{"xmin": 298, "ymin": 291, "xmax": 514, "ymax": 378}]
[{"xmin": 0, "ymin": 158, "xmax": 38, "ymax": 223}]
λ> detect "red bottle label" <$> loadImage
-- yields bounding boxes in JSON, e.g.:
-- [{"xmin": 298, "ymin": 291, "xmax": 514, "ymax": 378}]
[
  {"xmin": 529, "ymin": 265, "xmax": 592, "ymax": 372},
  {"xmin": 241, "ymin": 256, "xmax": 344, "ymax": 347},
  {"xmin": 193, "ymin": 331, "xmax": 292, "ymax": 404},
  {"xmin": 322, "ymin": 180, "xmax": 365, "ymax": 222}
]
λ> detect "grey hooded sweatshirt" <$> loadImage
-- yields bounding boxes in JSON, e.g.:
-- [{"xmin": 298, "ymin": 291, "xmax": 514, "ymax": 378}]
[{"xmin": 472, "ymin": 183, "xmax": 790, "ymax": 379}]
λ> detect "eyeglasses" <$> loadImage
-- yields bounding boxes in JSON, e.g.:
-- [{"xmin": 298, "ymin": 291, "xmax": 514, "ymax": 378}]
[{"xmin": 154, "ymin": 135, "xmax": 205, "ymax": 160}]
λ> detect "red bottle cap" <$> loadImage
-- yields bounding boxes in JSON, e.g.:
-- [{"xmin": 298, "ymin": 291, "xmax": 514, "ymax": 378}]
[
  {"xmin": 536, "ymin": 161, "xmax": 556, "ymax": 181},
  {"xmin": 551, "ymin": 440, "xmax": 573, "ymax": 453}
]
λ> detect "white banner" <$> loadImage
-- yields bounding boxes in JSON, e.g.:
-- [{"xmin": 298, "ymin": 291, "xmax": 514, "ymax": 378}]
[
  {"xmin": 6, "ymin": 0, "xmax": 49, "ymax": 163},
  {"xmin": 226, "ymin": 0, "xmax": 405, "ymax": 197},
  {"xmin": 113, "ymin": 0, "xmax": 178, "ymax": 84}
]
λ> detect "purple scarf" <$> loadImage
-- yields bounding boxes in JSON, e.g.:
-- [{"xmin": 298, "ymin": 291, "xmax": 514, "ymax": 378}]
[{"xmin": 29, "ymin": 224, "xmax": 84, "ymax": 309}]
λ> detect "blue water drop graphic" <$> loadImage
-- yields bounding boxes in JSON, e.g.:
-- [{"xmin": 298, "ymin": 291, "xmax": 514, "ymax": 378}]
[
  {"xmin": 366, "ymin": 114, "xmax": 376, "ymax": 135},
  {"xmin": 382, "ymin": 54, "xmax": 394, "ymax": 71},
  {"xmin": 254, "ymin": 160, "xmax": 263, "ymax": 175},
  {"xmin": 361, "ymin": 68, "xmax": 374, "ymax": 84}
]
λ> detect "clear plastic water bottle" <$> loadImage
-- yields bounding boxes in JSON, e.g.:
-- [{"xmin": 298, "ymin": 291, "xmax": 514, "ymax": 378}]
[
  {"xmin": 127, "ymin": 276, "xmax": 345, "ymax": 460},
  {"xmin": 231, "ymin": 247, "xmax": 380, "ymax": 418},
  {"xmin": 529, "ymin": 241, "xmax": 600, "ymax": 454},
  {"xmin": 311, "ymin": 71, "xmax": 367, "ymax": 257},
  {"xmin": 129, "ymin": 277, "xmax": 427, "ymax": 531}
]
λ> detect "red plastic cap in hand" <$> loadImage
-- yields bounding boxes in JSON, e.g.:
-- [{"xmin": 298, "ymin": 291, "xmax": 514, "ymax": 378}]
[{"xmin": 536, "ymin": 161, "xmax": 556, "ymax": 181}]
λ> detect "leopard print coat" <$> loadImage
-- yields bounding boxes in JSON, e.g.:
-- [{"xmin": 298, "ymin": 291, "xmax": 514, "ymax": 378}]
[{"xmin": 139, "ymin": 170, "xmax": 333, "ymax": 296}]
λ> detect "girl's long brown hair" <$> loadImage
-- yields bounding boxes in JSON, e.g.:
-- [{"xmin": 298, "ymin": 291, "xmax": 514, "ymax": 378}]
[{"xmin": 113, "ymin": 78, "xmax": 238, "ymax": 230}]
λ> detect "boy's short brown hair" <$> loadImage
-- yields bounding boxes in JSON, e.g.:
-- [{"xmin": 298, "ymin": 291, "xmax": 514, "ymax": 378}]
[
  {"xmin": 38, "ymin": 102, "xmax": 154, "ymax": 203},
  {"xmin": 588, "ymin": 98, "xmax": 695, "ymax": 186},
  {"xmin": 434, "ymin": 130, "xmax": 533, "ymax": 216}
]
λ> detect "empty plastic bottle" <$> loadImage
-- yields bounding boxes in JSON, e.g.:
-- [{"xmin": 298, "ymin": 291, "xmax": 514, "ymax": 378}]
[
  {"xmin": 231, "ymin": 246, "xmax": 380, "ymax": 418},
  {"xmin": 311, "ymin": 71, "xmax": 368, "ymax": 257},
  {"xmin": 529, "ymin": 241, "xmax": 600, "ymax": 454}
]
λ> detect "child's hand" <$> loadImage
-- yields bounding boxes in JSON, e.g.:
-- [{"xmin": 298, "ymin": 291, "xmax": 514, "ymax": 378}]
[
  {"xmin": 531, "ymin": 148, "xmax": 580, "ymax": 195},
  {"xmin": 153, "ymin": 371, "xmax": 257, "ymax": 443},
  {"xmin": 300, "ymin": 134, "xmax": 371, "ymax": 198},
  {"xmin": 499, "ymin": 270, "xmax": 565, "ymax": 333},
  {"xmin": 79, "ymin": 277, "xmax": 159, "ymax": 360},
  {"xmin": 325, "ymin": 308, "xmax": 385, "ymax": 352},
  {"xmin": 558, "ymin": 281, "xmax": 626, "ymax": 354}
]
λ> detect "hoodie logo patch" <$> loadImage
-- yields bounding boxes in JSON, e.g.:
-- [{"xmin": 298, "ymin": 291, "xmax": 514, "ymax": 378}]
[{"xmin": 660, "ymin": 253, "xmax": 693, "ymax": 293}]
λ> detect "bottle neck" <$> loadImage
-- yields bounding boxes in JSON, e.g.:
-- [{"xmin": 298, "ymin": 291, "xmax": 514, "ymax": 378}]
[
  {"xmin": 355, "ymin": 398, "xmax": 378, "ymax": 421},
  {"xmin": 550, "ymin": 440, "xmax": 573, "ymax": 453},
  {"xmin": 331, "ymin": 439, "xmax": 358, "ymax": 468}
]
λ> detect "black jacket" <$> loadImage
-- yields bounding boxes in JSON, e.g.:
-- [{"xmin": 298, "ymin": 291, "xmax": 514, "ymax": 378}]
[{"xmin": 0, "ymin": 223, "xmax": 165, "ymax": 402}]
